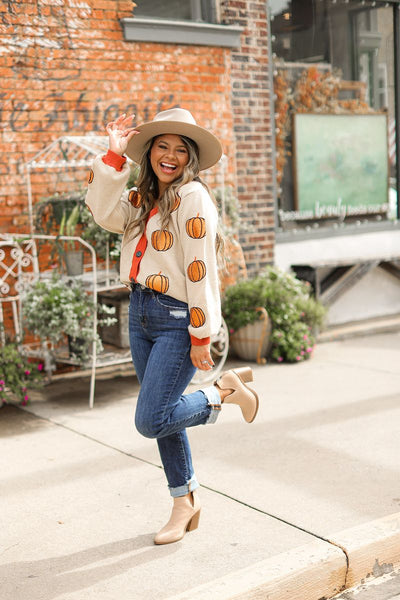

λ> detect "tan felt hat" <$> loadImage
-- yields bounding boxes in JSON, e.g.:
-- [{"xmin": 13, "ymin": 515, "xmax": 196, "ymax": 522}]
[{"xmin": 126, "ymin": 108, "xmax": 223, "ymax": 171}]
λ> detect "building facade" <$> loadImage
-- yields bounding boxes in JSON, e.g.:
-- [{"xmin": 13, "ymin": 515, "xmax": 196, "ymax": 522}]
[
  {"xmin": 2, "ymin": 0, "xmax": 400, "ymax": 325},
  {"xmin": 1, "ymin": 0, "xmax": 274, "ymax": 274}
]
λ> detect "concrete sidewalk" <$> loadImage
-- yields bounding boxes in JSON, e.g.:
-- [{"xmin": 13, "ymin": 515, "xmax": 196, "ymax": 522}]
[{"xmin": 1, "ymin": 332, "xmax": 400, "ymax": 600}]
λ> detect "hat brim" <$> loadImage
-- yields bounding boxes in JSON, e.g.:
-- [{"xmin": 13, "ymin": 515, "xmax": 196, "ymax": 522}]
[{"xmin": 125, "ymin": 120, "xmax": 223, "ymax": 171}]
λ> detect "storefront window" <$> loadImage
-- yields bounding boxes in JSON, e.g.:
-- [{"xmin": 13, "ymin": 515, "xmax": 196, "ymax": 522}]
[
  {"xmin": 134, "ymin": 0, "xmax": 216, "ymax": 22},
  {"xmin": 271, "ymin": 0, "xmax": 398, "ymax": 231}
]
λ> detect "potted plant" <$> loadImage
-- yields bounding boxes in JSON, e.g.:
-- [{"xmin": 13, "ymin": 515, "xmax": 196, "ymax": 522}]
[
  {"xmin": 34, "ymin": 192, "xmax": 87, "ymax": 275},
  {"xmin": 0, "ymin": 339, "xmax": 44, "ymax": 406},
  {"xmin": 222, "ymin": 278, "xmax": 272, "ymax": 364},
  {"xmin": 222, "ymin": 266, "xmax": 326, "ymax": 363},
  {"xmin": 59, "ymin": 204, "xmax": 84, "ymax": 275},
  {"xmin": 22, "ymin": 275, "xmax": 116, "ymax": 367}
]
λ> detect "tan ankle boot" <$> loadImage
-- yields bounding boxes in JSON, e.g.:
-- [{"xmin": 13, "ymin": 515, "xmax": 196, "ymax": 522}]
[
  {"xmin": 154, "ymin": 491, "xmax": 201, "ymax": 545},
  {"xmin": 217, "ymin": 367, "xmax": 259, "ymax": 423}
]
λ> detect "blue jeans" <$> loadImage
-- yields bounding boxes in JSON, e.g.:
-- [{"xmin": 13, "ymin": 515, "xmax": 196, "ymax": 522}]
[{"xmin": 129, "ymin": 284, "xmax": 221, "ymax": 497}]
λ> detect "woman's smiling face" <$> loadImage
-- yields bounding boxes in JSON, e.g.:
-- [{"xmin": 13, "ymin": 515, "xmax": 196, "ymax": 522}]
[{"xmin": 150, "ymin": 134, "xmax": 190, "ymax": 196}]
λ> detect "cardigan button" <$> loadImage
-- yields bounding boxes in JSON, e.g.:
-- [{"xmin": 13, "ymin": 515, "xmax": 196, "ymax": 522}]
[{"xmin": 136, "ymin": 251, "xmax": 142, "ymax": 257}]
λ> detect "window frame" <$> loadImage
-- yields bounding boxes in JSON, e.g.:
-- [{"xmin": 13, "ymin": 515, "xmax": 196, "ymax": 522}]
[{"xmin": 122, "ymin": 0, "xmax": 241, "ymax": 48}]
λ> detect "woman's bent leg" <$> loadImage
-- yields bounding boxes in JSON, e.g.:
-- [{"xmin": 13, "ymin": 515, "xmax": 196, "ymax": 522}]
[
  {"xmin": 130, "ymin": 288, "xmax": 222, "ymax": 496},
  {"xmin": 134, "ymin": 332, "xmax": 222, "ymax": 496}
]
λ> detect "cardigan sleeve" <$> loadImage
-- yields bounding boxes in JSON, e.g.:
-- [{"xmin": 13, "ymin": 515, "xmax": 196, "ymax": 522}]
[
  {"xmin": 85, "ymin": 154, "xmax": 139, "ymax": 234},
  {"xmin": 177, "ymin": 183, "xmax": 222, "ymax": 342}
]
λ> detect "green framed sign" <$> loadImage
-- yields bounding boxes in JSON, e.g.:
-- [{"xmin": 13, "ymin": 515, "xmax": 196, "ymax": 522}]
[{"xmin": 293, "ymin": 113, "xmax": 389, "ymax": 218}]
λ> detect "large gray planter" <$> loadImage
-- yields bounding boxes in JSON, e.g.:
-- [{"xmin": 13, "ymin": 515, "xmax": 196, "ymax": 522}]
[{"xmin": 230, "ymin": 307, "xmax": 272, "ymax": 364}]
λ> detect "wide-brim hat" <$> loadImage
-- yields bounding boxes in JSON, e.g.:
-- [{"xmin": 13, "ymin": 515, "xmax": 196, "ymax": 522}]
[{"xmin": 126, "ymin": 108, "xmax": 223, "ymax": 171}]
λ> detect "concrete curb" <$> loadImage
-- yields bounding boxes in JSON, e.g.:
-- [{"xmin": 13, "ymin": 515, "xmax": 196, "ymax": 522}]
[
  {"xmin": 330, "ymin": 512, "xmax": 400, "ymax": 589},
  {"xmin": 167, "ymin": 512, "xmax": 400, "ymax": 600}
]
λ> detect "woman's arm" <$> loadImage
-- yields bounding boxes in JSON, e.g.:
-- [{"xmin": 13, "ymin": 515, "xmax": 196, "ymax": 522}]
[
  {"xmin": 177, "ymin": 183, "xmax": 222, "ymax": 370},
  {"xmin": 85, "ymin": 114, "xmax": 140, "ymax": 233}
]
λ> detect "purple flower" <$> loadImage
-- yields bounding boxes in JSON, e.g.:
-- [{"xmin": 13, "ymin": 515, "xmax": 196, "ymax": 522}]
[{"xmin": 0, "ymin": 380, "xmax": 5, "ymax": 385}]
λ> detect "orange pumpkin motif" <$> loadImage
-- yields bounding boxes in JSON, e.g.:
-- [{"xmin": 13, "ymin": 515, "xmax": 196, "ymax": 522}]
[
  {"xmin": 151, "ymin": 230, "xmax": 174, "ymax": 252},
  {"xmin": 128, "ymin": 189, "xmax": 142, "ymax": 208},
  {"xmin": 186, "ymin": 213, "xmax": 206, "ymax": 239},
  {"xmin": 145, "ymin": 271, "xmax": 169, "ymax": 294},
  {"xmin": 171, "ymin": 194, "xmax": 181, "ymax": 212},
  {"xmin": 88, "ymin": 169, "xmax": 94, "ymax": 184},
  {"xmin": 187, "ymin": 257, "xmax": 206, "ymax": 282},
  {"xmin": 190, "ymin": 307, "xmax": 206, "ymax": 328}
]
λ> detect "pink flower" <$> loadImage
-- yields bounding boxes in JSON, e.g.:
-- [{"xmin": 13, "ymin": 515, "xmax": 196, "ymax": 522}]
[
  {"xmin": 303, "ymin": 334, "xmax": 308, "ymax": 340},
  {"xmin": 229, "ymin": 328, "xmax": 235, "ymax": 334},
  {"xmin": 24, "ymin": 369, "xmax": 31, "ymax": 376},
  {"xmin": 277, "ymin": 356, "xmax": 283, "ymax": 362},
  {"xmin": 306, "ymin": 347, "xmax": 313, "ymax": 353},
  {"xmin": 296, "ymin": 356, "xmax": 302, "ymax": 361},
  {"xmin": 37, "ymin": 364, "xmax": 44, "ymax": 371},
  {"xmin": 301, "ymin": 350, "xmax": 305, "ymax": 355},
  {"xmin": 0, "ymin": 380, "xmax": 4, "ymax": 385}
]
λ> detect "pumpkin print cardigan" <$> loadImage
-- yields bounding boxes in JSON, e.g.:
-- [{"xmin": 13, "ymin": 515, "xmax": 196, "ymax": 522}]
[{"xmin": 85, "ymin": 152, "xmax": 221, "ymax": 346}]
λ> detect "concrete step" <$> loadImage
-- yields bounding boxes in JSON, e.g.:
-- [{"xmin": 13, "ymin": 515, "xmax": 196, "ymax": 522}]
[{"xmin": 318, "ymin": 314, "xmax": 400, "ymax": 342}]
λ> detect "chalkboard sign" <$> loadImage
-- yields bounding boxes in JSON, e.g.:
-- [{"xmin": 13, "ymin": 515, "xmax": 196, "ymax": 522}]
[{"xmin": 293, "ymin": 113, "xmax": 388, "ymax": 218}]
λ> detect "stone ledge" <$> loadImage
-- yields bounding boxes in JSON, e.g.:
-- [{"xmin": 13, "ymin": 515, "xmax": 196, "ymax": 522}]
[{"xmin": 121, "ymin": 17, "xmax": 242, "ymax": 48}]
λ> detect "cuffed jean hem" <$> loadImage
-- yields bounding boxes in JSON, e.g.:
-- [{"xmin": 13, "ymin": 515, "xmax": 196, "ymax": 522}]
[
  {"xmin": 202, "ymin": 385, "xmax": 222, "ymax": 424},
  {"xmin": 169, "ymin": 475, "xmax": 200, "ymax": 498}
]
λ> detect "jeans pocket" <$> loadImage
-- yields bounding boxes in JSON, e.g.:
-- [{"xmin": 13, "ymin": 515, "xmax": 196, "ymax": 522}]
[{"xmin": 154, "ymin": 293, "xmax": 188, "ymax": 312}]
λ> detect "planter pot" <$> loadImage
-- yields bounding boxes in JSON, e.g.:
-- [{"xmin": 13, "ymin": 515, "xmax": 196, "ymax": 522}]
[
  {"xmin": 65, "ymin": 250, "xmax": 84, "ymax": 276},
  {"xmin": 230, "ymin": 307, "xmax": 272, "ymax": 364}
]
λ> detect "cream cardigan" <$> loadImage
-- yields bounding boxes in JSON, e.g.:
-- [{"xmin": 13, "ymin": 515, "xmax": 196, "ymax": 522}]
[{"xmin": 85, "ymin": 155, "xmax": 221, "ymax": 343}]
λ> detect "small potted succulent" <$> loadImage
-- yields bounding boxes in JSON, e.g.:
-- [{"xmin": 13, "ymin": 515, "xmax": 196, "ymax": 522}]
[{"xmin": 59, "ymin": 204, "xmax": 84, "ymax": 275}]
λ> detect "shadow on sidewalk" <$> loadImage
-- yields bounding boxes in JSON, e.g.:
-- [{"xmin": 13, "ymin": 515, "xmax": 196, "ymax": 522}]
[{"xmin": 2, "ymin": 534, "xmax": 178, "ymax": 600}]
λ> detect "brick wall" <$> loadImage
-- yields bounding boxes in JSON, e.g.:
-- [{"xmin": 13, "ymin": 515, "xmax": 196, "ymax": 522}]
[
  {"xmin": 221, "ymin": 0, "xmax": 275, "ymax": 272},
  {"xmin": 1, "ymin": 0, "xmax": 274, "ymax": 272},
  {"xmin": 1, "ymin": 0, "xmax": 234, "ymax": 232}
]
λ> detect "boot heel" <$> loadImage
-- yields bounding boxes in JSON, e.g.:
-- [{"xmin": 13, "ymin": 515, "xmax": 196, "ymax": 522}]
[
  {"xmin": 186, "ymin": 509, "xmax": 201, "ymax": 532},
  {"xmin": 234, "ymin": 367, "xmax": 253, "ymax": 383}
]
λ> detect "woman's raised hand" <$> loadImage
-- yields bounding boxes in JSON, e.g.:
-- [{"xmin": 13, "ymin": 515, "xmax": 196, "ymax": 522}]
[{"xmin": 106, "ymin": 113, "xmax": 139, "ymax": 156}]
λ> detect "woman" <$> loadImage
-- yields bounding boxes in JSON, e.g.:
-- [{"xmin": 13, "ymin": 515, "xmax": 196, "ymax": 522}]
[{"xmin": 86, "ymin": 108, "xmax": 259, "ymax": 545}]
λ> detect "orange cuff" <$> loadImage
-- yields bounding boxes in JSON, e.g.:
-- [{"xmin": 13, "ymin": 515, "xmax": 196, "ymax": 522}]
[
  {"xmin": 190, "ymin": 335, "xmax": 211, "ymax": 346},
  {"xmin": 102, "ymin": 149, "xmax": 127, "ymax": 171}
]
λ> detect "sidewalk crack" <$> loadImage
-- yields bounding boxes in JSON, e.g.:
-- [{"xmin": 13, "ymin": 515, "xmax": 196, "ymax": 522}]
[
  {"xmin": 325, "ymin": 539, "xmax": 350, "ymax": 589},
  {"xmin": 201, "ymin": 483, "xmax": 350, "ymax": 588}
]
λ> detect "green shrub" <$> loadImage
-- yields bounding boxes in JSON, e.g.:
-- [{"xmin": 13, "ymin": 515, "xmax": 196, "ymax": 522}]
[{"xmin": 222, "ymin": 266, "xmax": 326, "ymax": 363}]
